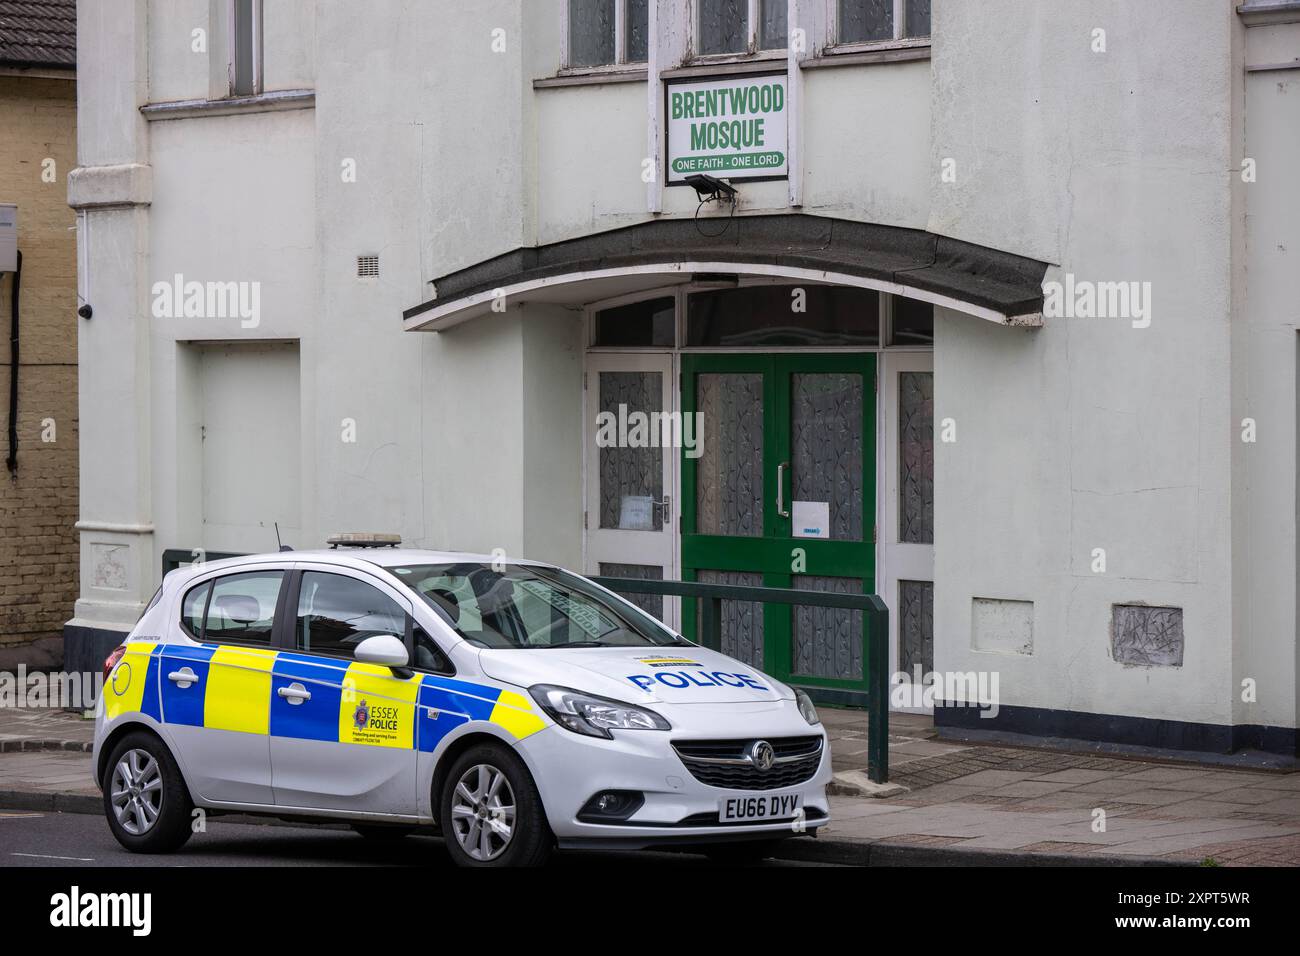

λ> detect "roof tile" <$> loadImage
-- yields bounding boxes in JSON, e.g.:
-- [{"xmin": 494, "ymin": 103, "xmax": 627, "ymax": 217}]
[{"xmin": 0, "ymin": 0, "xmax": 77, "ymax": 69}]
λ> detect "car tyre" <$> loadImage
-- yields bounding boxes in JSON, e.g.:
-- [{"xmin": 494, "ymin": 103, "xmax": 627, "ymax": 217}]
[
  {"xmin": 102, "ymin": 730, "xmax": 195, "ymax": 854},
  {"xmin": 439, "ymin": 742, "xmax": 552, "ymax": 867}
]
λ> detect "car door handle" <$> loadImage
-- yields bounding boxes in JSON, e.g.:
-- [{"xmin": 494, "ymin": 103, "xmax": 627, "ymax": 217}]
[
  {"xmin": 277, "ymin": 682, "xmax": 311, "ymax": 704},
  {"xmin": 167, "ymin": 667, "xmax": 199, "ymax": 689}
]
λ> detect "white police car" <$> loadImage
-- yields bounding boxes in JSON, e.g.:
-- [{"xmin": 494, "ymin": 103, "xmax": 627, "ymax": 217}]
[{"xmin": 95, "ymin": 550, "xmax": 830, "ymax": 866}]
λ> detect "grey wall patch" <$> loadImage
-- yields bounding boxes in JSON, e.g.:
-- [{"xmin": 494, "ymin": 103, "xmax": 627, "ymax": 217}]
[{"xmin": 1112, "ymin": 605, "xmax": 1184, "ymax": 667}]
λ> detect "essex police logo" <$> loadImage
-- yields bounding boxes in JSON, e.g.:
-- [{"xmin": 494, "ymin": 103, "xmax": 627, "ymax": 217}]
[
  {"xmin": 635, "ymin": 655, "xmax": 703, "ymax": 668},
  {"xmin": 353, "ymin": 699, "xmax": 370, "ymax": 731}
]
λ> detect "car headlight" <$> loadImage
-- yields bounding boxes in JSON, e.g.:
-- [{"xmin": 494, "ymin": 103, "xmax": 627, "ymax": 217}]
[
  {"xmin": 795, "ymin": 688, "xmax": 820, "ymax": 726},
  {"xmin": 529, "ymin": 684, "xmax": 671, "ymax": 739}
]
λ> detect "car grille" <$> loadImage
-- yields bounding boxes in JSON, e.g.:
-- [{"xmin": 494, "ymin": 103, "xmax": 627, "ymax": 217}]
[{"xmin": 671, "ymin": 736, "xmax": 824, "ymax": 791}]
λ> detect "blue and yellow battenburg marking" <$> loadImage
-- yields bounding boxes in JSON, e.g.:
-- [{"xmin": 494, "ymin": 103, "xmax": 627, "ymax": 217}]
[
  {"xmin": 103, "ymin": 643, "xmax": 162, "ymax": 722},
  {"xmin": 131, "ymin": 642, "xmax": 546, "ymax": 749}
]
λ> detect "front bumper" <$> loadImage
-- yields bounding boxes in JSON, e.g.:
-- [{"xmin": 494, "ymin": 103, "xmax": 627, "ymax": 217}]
[{"xmin": 517, "ymin": 718, "xmax": 832, "ymax": 849}]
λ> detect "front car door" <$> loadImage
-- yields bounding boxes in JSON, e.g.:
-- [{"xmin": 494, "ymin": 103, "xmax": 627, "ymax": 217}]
[
  {"xmin": 158, "ymin": 567, "xmax": 286, "ymax": 805},
  {"xmin": 269, "ymin": 565, "xmax": 421, "ymax": 816}
]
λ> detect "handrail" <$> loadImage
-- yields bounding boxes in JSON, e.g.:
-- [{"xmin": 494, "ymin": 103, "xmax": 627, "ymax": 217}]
[{"xmin": 590, "ymin": 575, "xmax": 889, "ymax": 783}]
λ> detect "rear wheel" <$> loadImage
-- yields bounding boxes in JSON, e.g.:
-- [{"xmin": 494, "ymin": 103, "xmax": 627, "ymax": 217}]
[
  {"xmin": 438, "ymin": 743, "xmax": 552, "ymax": 867},
  {"xmin": 102, "ymin": 731, "xmax": 194, "ymax": 853}
]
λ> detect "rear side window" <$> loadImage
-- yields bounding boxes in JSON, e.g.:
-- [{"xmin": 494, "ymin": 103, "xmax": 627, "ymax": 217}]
[
  {"xmin": 180, "ymin": 581, "xmax": 210, "ymax": 638},
  {"xmin": 203, "ymin": 571, "xmax": 284, "ymax": 646}
]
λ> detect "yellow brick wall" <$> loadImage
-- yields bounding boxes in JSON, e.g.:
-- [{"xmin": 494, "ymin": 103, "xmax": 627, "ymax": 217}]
[{"xmin": 0, "ymin": 75, "xmax": 79, "ymax": 650}]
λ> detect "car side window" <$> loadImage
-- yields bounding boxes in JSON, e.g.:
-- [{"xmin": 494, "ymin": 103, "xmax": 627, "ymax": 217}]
[
  {"xmin": 413, "ymin": 623, "xmax": 454, "ymax": 674},
  {"xmin": 204, "ymin": 571, "xmax": 284, "ymax": 646},
  {"xmin": 296, "ymin": 571, "xmax": 407, "ymax": 659},
  {"xmin": 180, "ymin": 581, "xmax": 210, "ymax": 638}
]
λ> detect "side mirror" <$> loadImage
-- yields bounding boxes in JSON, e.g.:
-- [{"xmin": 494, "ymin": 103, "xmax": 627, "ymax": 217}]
[{"xmin": 354, "ymin": 634, "xmax": 409, "ymax": 669}]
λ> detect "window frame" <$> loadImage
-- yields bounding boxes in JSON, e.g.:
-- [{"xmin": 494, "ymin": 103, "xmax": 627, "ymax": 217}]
[
  {"xmin": 228, "ymin": 0, "xmax": 264, "ymax": 97},
  {"xmin": 289, "ymin": 568, "xmax": 414, "ymax": 663},
  {"xmin": 691, "ymin": 0, "xmax": 790, "ymax": 63},
  {"xmin": 180, "ymin": 567, "xmax": 287, "ymax": 648},
  {"xmin": 179, "ymin": 580, "xmax": 211, "ymax": 641},
  {"xmin": 564, "ymin": 0, "xmax": 649, "ymax": 73},
  {"xmin": 584, "ymin": 282, "xmax": 935, "ymax": 354},
  {"xmin": 830, "ymin": 0, "xmax": 932, "ymax": 55}
]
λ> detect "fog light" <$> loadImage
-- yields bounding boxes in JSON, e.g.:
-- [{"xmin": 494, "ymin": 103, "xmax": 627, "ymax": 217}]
[{"xmin": 578, "ymin": 790, "xmax": 645, "ymax": 822}]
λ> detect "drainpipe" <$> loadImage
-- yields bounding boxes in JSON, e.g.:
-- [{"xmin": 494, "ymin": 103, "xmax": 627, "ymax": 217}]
[{"xmin": 5, "ymin": 249, "xmax": 19, "ymax": 474}]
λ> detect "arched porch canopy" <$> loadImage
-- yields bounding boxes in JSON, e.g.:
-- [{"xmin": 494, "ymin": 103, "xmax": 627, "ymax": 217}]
[{"xmin": 402, "ymin": 214, "xmax": 1049, "ymax": 332}]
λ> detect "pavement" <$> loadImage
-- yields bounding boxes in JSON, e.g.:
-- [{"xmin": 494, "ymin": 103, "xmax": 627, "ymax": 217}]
[{"xmin": 2, "ymin": 704, "xmax": 1299, "ymax": 866}]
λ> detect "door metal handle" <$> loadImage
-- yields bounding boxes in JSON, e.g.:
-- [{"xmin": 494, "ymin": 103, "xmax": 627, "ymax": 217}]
[
  {"xmin": 776, "ymin": 461, "xmax": 790, "ymax": 518},
  {"xmin": 654, "ymin": 495, "xmax": 672, "ymax": 522},
  {"xmin": 167, "ymin": 667, "xmax": 199, "ymax": 689},
  {"xmin": 277, "ymin": 682, "xmax": 311, "ymax": 704}
]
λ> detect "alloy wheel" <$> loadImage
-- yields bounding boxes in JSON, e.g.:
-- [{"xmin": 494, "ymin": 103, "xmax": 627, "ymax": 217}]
[
  {"xmin": 449, "ymin": 763, "xmax": 516, "ymax": 861},
  {"xmin": 110, "ymin": 748, "xmax": 163, "ymax": 836}
]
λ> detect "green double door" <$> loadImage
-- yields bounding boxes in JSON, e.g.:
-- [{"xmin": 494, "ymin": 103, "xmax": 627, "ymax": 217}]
[{"xmin": 681, "ymin": 353, "xmax": 876, "ymax": 700}]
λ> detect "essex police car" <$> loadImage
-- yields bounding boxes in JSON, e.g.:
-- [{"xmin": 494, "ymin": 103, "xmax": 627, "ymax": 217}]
[{"xmin": 95, "ymin": 549, "xmax": 830, "ymax": 866}]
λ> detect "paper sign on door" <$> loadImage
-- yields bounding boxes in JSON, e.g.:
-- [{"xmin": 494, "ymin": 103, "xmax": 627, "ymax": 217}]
[
  {"xmin": 619, "ymin": 495, "xmax": 654, "ymax": 530},
  {"xmin": 792, "ymin": 501, "xmax": 830, "ymax": 539}
]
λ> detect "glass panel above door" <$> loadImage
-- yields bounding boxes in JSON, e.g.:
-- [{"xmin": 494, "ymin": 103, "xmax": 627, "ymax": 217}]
[
  {"xmin": 791, "ymin": 372, "xmax": 864, "ymax": 542},
  {"xmin": 598, "ymin": 371, "xmax": 664, "ymax": 530},
  {"xmin": 890, "ymin": 297, "xmax": 934, "ymax": 346},
  {"xmin": 687, "ymin": 285, "xmax": 880, "ymax": 347},
  {"xmin": 594, "ymin": 296, "xmax": 675, "ymax": 347},
  {"xmin": 696, "ymin": 372, "xmax": 764, "ymax": 536}
]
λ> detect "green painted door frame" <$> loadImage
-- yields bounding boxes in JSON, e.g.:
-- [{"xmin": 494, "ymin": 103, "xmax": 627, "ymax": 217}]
[{"xmin": 681, "ymin": 353, "xmax": 876, "ymax": 698}]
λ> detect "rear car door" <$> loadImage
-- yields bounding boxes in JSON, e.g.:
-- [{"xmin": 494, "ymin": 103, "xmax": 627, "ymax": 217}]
[
  {"xmin": 158, "ymin": 568, "xmax": 286, "ymax": 805},
  {"xmin": 269, "ymin": 566, "xmax": 421, "ymax": 815}
]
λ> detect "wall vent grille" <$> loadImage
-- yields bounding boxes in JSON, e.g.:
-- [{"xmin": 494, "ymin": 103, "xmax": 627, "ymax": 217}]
[{"xmin": 357, "ymin": 254, "xmax": 380, "ymax": 278}]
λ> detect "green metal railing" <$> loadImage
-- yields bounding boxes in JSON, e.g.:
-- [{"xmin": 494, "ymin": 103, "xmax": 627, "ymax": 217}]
[
  {"xmin": 591, "ymin": 576, "xmax": 889, "ymax": 783},
  {"xmin": 158, "ymin": 550, "xmax": 889, "ymax": 783}
]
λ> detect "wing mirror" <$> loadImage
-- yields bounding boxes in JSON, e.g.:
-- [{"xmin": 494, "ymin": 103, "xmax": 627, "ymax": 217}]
[{"xmin": 354, "ymin": 634, "xmax": 410, "ymax": 671}]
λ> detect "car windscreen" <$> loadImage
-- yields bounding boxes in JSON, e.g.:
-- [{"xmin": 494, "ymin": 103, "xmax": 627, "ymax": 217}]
[{"xmin": 385, "ymin": 562, "xmax": 685, "ymax": 649}]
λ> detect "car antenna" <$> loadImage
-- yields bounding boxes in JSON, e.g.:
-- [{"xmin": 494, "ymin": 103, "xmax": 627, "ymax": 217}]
[{"xmin": 275, "ymin": 521, "xmax": 293, "ymax": 552}]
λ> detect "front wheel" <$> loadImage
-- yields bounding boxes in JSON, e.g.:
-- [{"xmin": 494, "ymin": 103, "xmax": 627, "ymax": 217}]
[
  {"xmin": 438, "ymin": 743, "xmax": 552, "ymax": 867},
  {"xmin": 102, "ymin": 731, "xmax": 195, "ymax": 853}
]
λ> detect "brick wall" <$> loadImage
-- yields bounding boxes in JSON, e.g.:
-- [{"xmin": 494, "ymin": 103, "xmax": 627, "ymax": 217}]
[{"xmin": 0, "ymin": 75, "xmax": 79, "ymax": 659}]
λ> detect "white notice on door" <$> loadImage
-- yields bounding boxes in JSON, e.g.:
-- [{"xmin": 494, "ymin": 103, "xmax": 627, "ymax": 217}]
[
  {"xmin": 792, "ymin": 501, "xmax": 830, "ymax": 539},
  {"xmin": 619, "ymin": 495, "xmax": 654, "ymax": 530}
]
